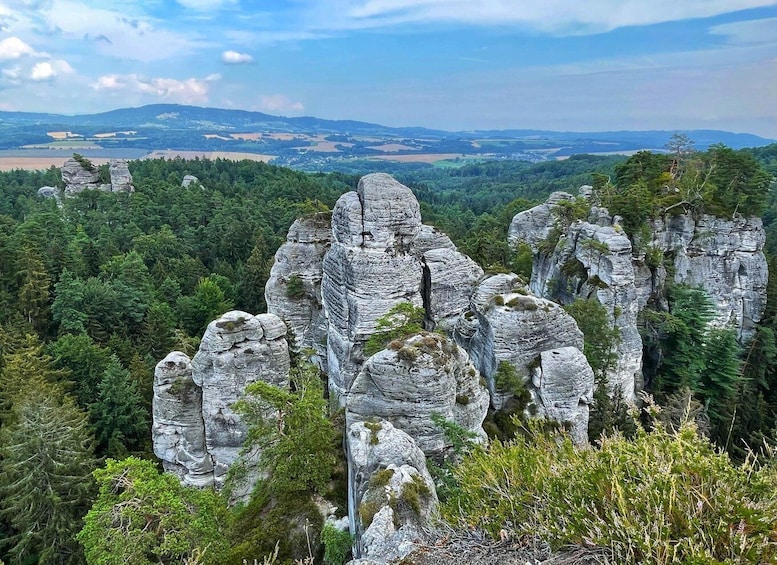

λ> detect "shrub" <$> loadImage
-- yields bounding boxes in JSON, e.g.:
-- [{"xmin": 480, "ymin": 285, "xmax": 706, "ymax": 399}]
[
  {"xmin": 320, "ymin": 522, "xmax": 353, "ymax": 565},
  {"xmin": 443, "ymin": 422, "xmax": 777, "ymax": 564},
  {"xmin": 364, "ymin": 302, "xmax": 425, "ymax": 357},
  {"xmin": 285, "ymin": 274, "xmax": 305, "ymax": 299}
]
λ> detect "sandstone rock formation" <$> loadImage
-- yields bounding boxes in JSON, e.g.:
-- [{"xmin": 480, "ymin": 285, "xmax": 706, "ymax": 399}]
[
  {"xmin": 508, "ymin": 188, "xmax": 769, "ymax": 401},
  {"xmin": 62, "ymin": 157, "xmax": 103, "ymax": 195},
  {"xmin": 510, "ymin": 201, "xmax": 641, "ymax": 400},
  {"xmin": 182, "ymin": 174, "xmax": 199, "ymax": 188},
  {"xmin": 152, "ymin": 311, "xmax": 290, "ymax": 493},
  {"xmin": 347, "ymin": 333, "xmax": 489, "ymax": 458},
  {"xmin": 37, "ymin": 186, "xmax": 60, "ymax": 200},
  {"xmin": 265, "ymin": 212, "xmax": 332, "ymax": 364},
  {"xmin": 322, "ymin": 174, "xmax": 425, "ymax": 399},
  {"xmin": 453, "ymin": 273, "xmax": 594, "ymax": 441},
  {"xmin": 347, "ymin": 420, "xmax": 438, "ymax": 562},
  {"xmin": 531, "ymin": 346, "xmax": 595, "ymax": 445},
  {"xmin": 62, "ymin": 157, "xmax": 135, "ymax": 196},
  {"xmin": 109, "ymin": 159, "xmax": 134, "ymax": 193}
]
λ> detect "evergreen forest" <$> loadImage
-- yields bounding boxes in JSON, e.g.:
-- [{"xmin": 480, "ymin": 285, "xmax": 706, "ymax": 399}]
[{"xmin": 2, "ymin": 143, "xmax": 777, "ymax": 564}]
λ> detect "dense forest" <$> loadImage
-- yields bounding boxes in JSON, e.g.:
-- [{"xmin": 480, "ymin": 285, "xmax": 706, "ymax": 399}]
[{"xmin": 1, "ymin": 144, "xmax": 777, "ymax": 563}]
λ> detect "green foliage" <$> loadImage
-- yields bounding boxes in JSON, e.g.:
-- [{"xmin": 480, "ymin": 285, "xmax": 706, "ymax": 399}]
[
  {"xmin": 564, "ymin": 298, "xmax": 620, "ymax": 380},
  {"xmin": 363, "ymin": 302, "xmax": 426, "ymax": 357},
  {"xmin": 78, "ymin": 457, "xmax": 229, "ymax": 565},
  {"xmin": 230, "ymin": 359, "xmax": 338, "ymax": 562},
  {"xmin": 511, "ymin": 241, "xmax": 533, "ymax": 279},
  {"xmin": 285, "ymin": 274, "xmax": 305, "ymax": 299},
  {"xmin": 72, "ymin": 153, "xmax": 96, "ymax": 172},
  {"xmin": 444, "ymin": 421, "xmax": 777, "ymax": 564},
  {"xmin": 320, "ymin": 523, "xmax": 352, "ymax": 565},
  {"xmin": 0, "ymin": 387, "xmax": 97, "ymax": 565},
  {"xmin": 90, "ymin": 355, "xmax": 149, "ymax": 458}
]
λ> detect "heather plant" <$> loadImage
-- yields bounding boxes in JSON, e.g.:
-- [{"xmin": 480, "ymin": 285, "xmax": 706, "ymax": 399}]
[{"xmin": 443, "ymin": 418, "xmax": 777, "ymax": 564}]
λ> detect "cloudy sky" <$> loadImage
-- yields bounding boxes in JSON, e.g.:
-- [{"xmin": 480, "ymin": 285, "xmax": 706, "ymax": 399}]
[{"xmin": 1, "ymin": 0, "xmax": 776, "ymax": 136}]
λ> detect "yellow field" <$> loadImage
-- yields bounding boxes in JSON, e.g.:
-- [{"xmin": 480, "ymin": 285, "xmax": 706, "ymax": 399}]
[{"xmin": 0, "ymin": 157, "xmax": 112, "ymax": 171}]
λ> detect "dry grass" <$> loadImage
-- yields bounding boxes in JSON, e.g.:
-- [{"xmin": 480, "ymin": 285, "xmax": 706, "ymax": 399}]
[{"xmin": 0, "ymin": 157, "xmax": 111, "ymax": 171}]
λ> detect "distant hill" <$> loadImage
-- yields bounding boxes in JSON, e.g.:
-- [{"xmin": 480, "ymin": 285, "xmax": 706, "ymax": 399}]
[{"xmin": 0, "ymin": 104, "xmax": 773, "ymax": 169}]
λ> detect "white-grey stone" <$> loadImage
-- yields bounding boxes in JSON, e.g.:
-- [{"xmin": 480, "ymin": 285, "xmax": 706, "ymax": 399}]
[
  {"xmin": 265, "ymin": 212, "xmax": 332, "ymax": 363},
  {"xmin": 37, "ymin": 186, "xmax": 60, "ymax": 199},
  {"xmin": 422, "ymin": 248, "xmax": 484, "ymax": 331},
  {"xmin": 153, "ymin": 311, "xmax": 290, "ymax": 495},
  {"xmin": 109, "ymin": 159, "xmax": 134, "ymax": 193},
  {"xmin": 347, "ymin": 333, "xmax": 489, "ymax": 458},
  {"xmin": 347, "ymin": 421, "xmax": 437, "ymax": 562},
  {"xmin": 182, "ymin": 174, "xmax": 199, "ymax": 187},
  {"xmin": 531, "ymin": 346, "xmax": 595, "ymax": 445}
]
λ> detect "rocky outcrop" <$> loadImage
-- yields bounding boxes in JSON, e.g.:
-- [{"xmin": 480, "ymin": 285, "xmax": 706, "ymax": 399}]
[
  {"xmin": 508, "ymin": 189, "xmax": 769, "ymax": 401},
  {"xmin": 37, "ymin": 186, "xmax": 60, "ymax": 199},
  {"xmin": 322, "ymin": 174, "xmax": 425, "ymax": 399},
  {"xmin": 152, "ymin": 311, "xmax": 290, "ymax": 493},
  {"xmin": 510, "ymin": 203, "xmax": 641, "ymax": 400},
  {"xmin": 421, "ymin": 248, "xmax": 484, "ymax": 331},
  {"xmin": 347, "ymin": 421, "xmax": 438, "ymax": 562},
  {"xmin": 265, "ymin": 212, "xmax": 332, "ymax": 364},
  {"xmin": 109, "ymin": 159, "xmax": 134, "ymax": 193},
  {"xmin": 347, "ymin": 333, "xmax": 489, "ymax": 458},
  {"xmin": 453, "ymin": 273, "xmax": 594, "ymax": 441},
  {"xmin": 182, "ymin": 174, "xmax": 199, "ymax": 188},
  {"xmin": 152, "ymin": 351, "xmax": 212, "ymax": 487},
  {"xmin": 531, "ymin": 347, "xmax": 595, "ymax": 445},
  {"xmin": 62, "ymin": 157, "xmax": 135, "ymax": 196},
  {"xmin": 647, "ymin": 214, "xmax": 767, "ymax": 341},
  {"xmin": 62, "ymin": 157, "xmax": 103, "ymax": 195}
]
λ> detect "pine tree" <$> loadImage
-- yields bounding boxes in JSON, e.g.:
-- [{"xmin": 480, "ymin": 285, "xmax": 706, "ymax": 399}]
[
  {"xmin": 0, "ymin": 388, "xmax": 97, "ymax": 564},
  {"xmin": 90, "ymin": 355, "xmax": 148, "ymax": 458}
]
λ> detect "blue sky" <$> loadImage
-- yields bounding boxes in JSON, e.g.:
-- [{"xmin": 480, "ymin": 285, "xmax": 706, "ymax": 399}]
[{"xmin": 1, "ymin": 0, "xmax": 776, "ymax": 136}]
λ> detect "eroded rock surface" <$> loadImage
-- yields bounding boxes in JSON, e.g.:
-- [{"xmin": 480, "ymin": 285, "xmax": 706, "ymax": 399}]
[
  {"xmin": 153, "ymin": 311, "xmax": 290, "ymax": 492},
  {"xmin": 62, "ymin": 157, "xmax": 135, "ymax": 196},
  {"xmin": 322, "ymin": 174, "xmax": 424, "ymax": 399},
  {"xmin": 509, "ymin": 189, "xmax": 768, "ymax": 401},
  {"xmin": 109, "ymin": 159, "xmax": 134, "ymax": 193},
  {"xmin": 454, "ymin": 274, "xmax": 593, "ymax": 440},
  {"xmin": 347, "ymin": 333, "xmax": 489, "ymax": 458},
  {"xmin": 265, "ymin": 212, "xmax": 332, "ymax": 363},
  {"xmin": 347, "ymin": 421, "xmax": 438, "ymax": 562}
]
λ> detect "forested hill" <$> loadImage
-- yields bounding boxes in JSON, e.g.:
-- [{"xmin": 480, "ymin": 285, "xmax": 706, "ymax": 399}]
[{"xmin": 0, "ymin": 143, "xmax": 776, "ymax": 563}]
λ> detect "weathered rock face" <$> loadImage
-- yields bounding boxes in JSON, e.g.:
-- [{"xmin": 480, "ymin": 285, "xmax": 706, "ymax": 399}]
[
  {"xmin": 510, "ymin": 205, "xmax": 641, "ymax": 400},
  {"xmin": 509, "ymin": 189, "xmax": 768, "ymax": 400},
  {"xmin": 62, "ymin": 157, "xmax": 102, "ymax": 195},
  {"xmin": 37, "ymin": 186, "xmax": 60, "ymax": 199},
  {"xmin": 322, "ymin": 174, "xmax": 425, "ymax": 399},
  {"xmin": 347, "ymin": 333, "xmax": 489, "ymax": 458},
  {"xmin": 421, "ymin": 248, "xmax": 484, "ymax": 331},
  {"xmin": 648, "ymin": 214, "xmax": 767, "ymax": 341},
  {"xmin": 265, "ymin": 213, "xmax": 332, "ymax": 364},
  {"xmin": 152, "ymin": 351, "xmax": 212, "ymax": 487},
  {"xmin": 347, "ymin": 421, "xmax": 438, "ymax": 562},
  {"xmin": 531, "ymin": 347, "xmax": 595, "ymax": 445},
  {"xmin": 453, "ymin": 273, "xmax": 594, "ymax": 440},
  {"xmin": 109, "ymin": 159, "xmax": 134, "ymax": 193},
  {"xmin": 182, "ymin": 174, "xmax": 199, "ymax": 188},
  {"xmin": 152, "ymin": 311, "xmax": 290, "ymax": 492},
  {"xmin": 62, "ymin": 157, "xmax": 135, "ymax": 196}
]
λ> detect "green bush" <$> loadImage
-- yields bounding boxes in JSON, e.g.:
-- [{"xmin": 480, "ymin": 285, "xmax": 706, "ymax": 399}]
[
  {"xmin": 443, "ymin": 421, "xmax": 777, "ymax": 564},
  {"xmin": 285, "ymin": 274, "xmax": 305, "ymax": 299},
  {"xmin": 320, "ymin": 522, "xmax": 353, "ymax": 565},
  {"xmin": 364, "ymin": 302, "xmax": 425, "ymax": 357}
]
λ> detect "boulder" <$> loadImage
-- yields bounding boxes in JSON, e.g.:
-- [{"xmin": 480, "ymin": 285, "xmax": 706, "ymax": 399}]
[
  {"xmin": 182, "ymin": 174, "xmax": 200, "ymax": 187},
  {"xmin": 347, "ymin": 333, "xmax": 489, "ymax": 458},
  {"xmin": 37, "ymin": 186, "xmax": 60, "ymax": 199},
  {"xmin": 62, "ymin": 157, "xmax": 101, "ymax": 195},
  {"xmin": 347, "ymin": 421, "xmax": 437, "ymax": 562}
]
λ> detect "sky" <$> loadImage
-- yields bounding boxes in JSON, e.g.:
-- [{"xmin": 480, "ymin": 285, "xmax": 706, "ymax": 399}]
[{"xmin": 0, "ymin": 0, "xmax": 776, "ymax": 137}]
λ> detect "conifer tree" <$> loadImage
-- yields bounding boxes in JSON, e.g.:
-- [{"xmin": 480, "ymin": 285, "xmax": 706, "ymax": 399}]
[
  {"xmin": 0, "ymin": 388, "xmax": 97, "ymax": 564},
  {"xmin": 90, "ymin": 355, "xmax": 148, "ymax": 458}
]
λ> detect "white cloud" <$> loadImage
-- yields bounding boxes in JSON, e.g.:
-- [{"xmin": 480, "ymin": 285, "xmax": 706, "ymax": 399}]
[
  {"xmin": 301, "ymin": 0, "xmax": 777, "ymax": 35},
  {"xmin": 29, "ymin": 58, "xmax": 72, "ymax": 80},
  {"xmin": 221, "ymin": 49, "xmax": 253, "ymax": 64},
  {"xmin": 176, "ymin": 0, "xmax": 237, "ymax": 10},
  {"xmin": 0, "ymin": 36, "xmax": 38, "ymax": 60},
  {"xmin": 710, "ymin": 17, "xmax": 777, "ymax": 45},
  {"xmin": 1, "ymin": 64, "xmax": 21, "ymax": 84},
  {"xmin": 90, "ymin": 72, "xmax": 219, "ymax": 104},
  {"xmin": 259, "ymin": 94, "xmax": 304, "ymax": 113}
]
